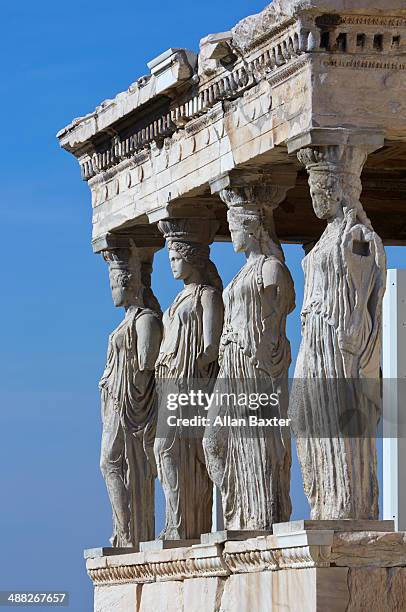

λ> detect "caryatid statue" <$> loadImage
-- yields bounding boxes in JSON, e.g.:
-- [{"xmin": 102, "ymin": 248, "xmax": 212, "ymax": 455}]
[
  {"xmin": 289, "ymin": 145, "xmax": 386, "ymax": 520},
  {"xmin": 203, "ymin": 183, "xmax": 295, "ymax": 531},
  {"xmin": 154, "ymin": 217, "xmax": 224, "ymax": 540},
  {"xmin": 99, "ymin": 240, "xmax": 162, "ymax": 547}
]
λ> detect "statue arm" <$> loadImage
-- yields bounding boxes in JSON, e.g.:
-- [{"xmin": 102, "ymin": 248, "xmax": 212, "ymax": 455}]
[
  {"xmin": 339, "ymin": 229, "xmax": 383, "ymax": 351},
  {"xmin": 338, "ymin": 227, "xmax": 385, "ymax": 376},
  {"xmin": 136, "ymin": 313, "xmax": 163, "ymax": 372},
  {"xmin": 262, "ymin": 259, "xmax": 294, "ymax": 346},
  {"xmin": 199, "ymin": 289, "xmax": 224, "ymax": 366}
]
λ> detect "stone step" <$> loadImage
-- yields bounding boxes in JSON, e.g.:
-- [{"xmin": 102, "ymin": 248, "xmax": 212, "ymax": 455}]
[{"xmin": 273, "ymin": 520, "xmax": 395, "ymax": 535}]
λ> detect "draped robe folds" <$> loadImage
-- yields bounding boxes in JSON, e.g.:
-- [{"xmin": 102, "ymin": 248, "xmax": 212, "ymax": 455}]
[
  {"xmin": 154, "ymin": 284, "xmax": 219, "ymax": 540},
  {"xmin": 289, "ymin": 220, "xmax": 386, "ymax": 520},
  {"xmin": 99, "ymin": 307, "xmax": 159, "ymax": 547},
  {"xmin": 204, "ymin": 255, "xmax": 294, "ymax": 530}
]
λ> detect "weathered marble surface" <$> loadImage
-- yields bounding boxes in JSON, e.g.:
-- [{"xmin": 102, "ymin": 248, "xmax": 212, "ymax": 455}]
[
  {"xmin": 93, "ymin": 568, "xmax": 406, "ymax": 612},
  {"xmin": 99, "ymin": 242, "xmax": 162, "ymax": 547},
  {"xmin": 139, "ymin": 582, "xmax": 183, "ymax": 612},
  {"xmin": 94, "ymin": 584, "xmax": 141, "ymax": 612},
  {"xmin": 331, "ymin": 531, "xmax": 406, "ymax": 567},
  {"xmin": 183, "ymin": 577, "xmax": 225, "ymax": 612},
  {"xmin": 58, "ymin": 0, "xmax": 406, "ymax": 245},
  {"xmin": 232, "ymin": 0, "xmax": 406, "ymax": 52},
  {"xmin": 87, "ymin": 523, "xmax": 406, "ymax": 611},
  {"xmin": 274, "ymin": 519, "xmax": 395, "ymax": 534},
  {"xmin": 346, "ymin": 567, "xmax": 406, "ymax": 612}
]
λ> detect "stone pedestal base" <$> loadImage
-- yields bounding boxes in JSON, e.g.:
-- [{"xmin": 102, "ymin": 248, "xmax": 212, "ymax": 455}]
[
  {"xmin": 86, "ymin": 521, "xmax": 406, "ymax": 612},
  {"xmin": 139, "ymin": 539, "xmax": 199, "ymax": 552}
]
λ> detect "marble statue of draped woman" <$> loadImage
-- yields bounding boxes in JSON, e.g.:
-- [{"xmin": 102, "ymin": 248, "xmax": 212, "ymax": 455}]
[
  {"xmin": 204, "ymin": 202, "xmax": 295, "ymax": 530},
  {"xmin": 289, "ymin": 149, "xmax": 386, "ymax": 520},
  {"xmin": 100, "ymin": 246, "xmax": 162, "ymax": 547},
  {"xmin": 154, "ymin": 220, "xmax": 223, "ymax": 540}
]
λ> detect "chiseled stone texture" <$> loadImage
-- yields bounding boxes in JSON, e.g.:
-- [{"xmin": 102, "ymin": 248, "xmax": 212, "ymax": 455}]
[
  {"xmin": 139, "ymin": 581, "xmax": 183, "ymax": 612},
  {"xmin": 347, "ymin": 568, "xmax": 406, "ymax": 612},
  {"xmin": 272, "ymin": 567, "xmax": 350, "ymax": 612},
  {"xmin": 219, "ymin": 572, "xmax": 274, "ymax": 612},
  {"xmin": 89, "ymin": 528, "xmax": 406, "ymax": 611},
  {"xmin": 216, "ymin": 568, "xmax": 350, "ymax": 612},
  {"xmin": 97, "ymin": 566, "xmax": 406, "ymax": 612},
  {"xmin": 316, "ymin": 568, "xmax": 350, "ymax": 611},
  {"xmin": 331, "ymin": 531, "xmax": 406, "ymax": 567},
  {"xmin": 183, "ymin": 577, "xmax": 226, "ymax": 612},
  {"xmin": 94, "ymin": 584, "xmax": 141, "ymax": 612}
]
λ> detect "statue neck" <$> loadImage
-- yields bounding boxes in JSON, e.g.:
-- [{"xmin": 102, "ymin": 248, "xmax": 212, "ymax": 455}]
[
  {"xmin": 183, "ymin": 269, "xmax": 204, "ymax": 286},
  {"xmin": 245, "ymin": 239, "xmax": 263, "ymax": 263},
  {"xmin": 125, "ymin": 300, "xmax": 143, "ymax": 314}
]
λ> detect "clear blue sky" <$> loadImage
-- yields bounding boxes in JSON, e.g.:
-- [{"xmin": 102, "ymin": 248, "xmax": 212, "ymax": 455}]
[{"xmin": 0, "ymin": 1, "xmax": 404, "ymax": 610}]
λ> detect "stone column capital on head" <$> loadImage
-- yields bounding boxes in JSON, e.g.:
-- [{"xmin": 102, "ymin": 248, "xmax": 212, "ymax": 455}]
[
  {"xmin": 157, "ymin": 216, "xmax": 220, "ymax": 247},
  {"xmin": 287, "ymin": 127, "xmax": 385, "ymax": 156},
  {"xmin": 92, "ymin": 229, "xmax": 165, "ymax": 256},
  {"xmin": 292, "ymin": 135, "xmax": 387, "ymax": 229},
  {"xmin": 148, "ymin": 200, "xmax": 220, "ymax": 247},
  {"xmin": 291, "ymin": 130, "xmax": 386, "ymax": 224},
  {"xmin": 93, "ymin": 230, "xmax": 164, "ymax": 287},
  {"xmin": 210, "ymin": 166, "xmax": 297, "ymax": 212},
  {"xmin": 95, "ymin": 231, "xmax": 163, "ymax": 315},
  {"xmin": 296, "ymin": 145, "xmax": 369, "ymax": 176}
]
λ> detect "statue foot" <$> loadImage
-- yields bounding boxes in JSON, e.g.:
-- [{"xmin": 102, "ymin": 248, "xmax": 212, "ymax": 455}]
[
  {"xmin": 157, "ymin": 527, "xmax": 183, "ymax": 541},
  {"xmin": 157, "ymin": 529, "xmax": 166, "ymax": 541}
]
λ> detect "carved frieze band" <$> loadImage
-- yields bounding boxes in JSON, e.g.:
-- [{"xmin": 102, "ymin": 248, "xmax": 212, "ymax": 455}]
[
  {"xmin": 224, "ymin": 550, "xmax": 278, "ymax": 573},
  {"xmin": 224, "ymin": 545, "xmax": 330, "ymax": 574},
  {"xmin": 87, "ymin": 545, "xmax": 332, "ymax": 586},
  {"xmin": 89, "ymin": 563, "xmax": 155, "ymax": 586},
  {"xmin": 322, "ymin": 58, "xmax": 406, "ymax": 71},
  {"xmin": 87, "ymin": 529, "xmax": 406, "ymax": 586},
  {"xmin": 88, "ymin": 555, "xmax": 230, "ymax": 586},
  {"xmin": 80, "ymin": 12, "xmax": 406, "ymax": 181},
  {"xmin": 341, "ymin": 16, "xmax": 406, "ymax": 27}
]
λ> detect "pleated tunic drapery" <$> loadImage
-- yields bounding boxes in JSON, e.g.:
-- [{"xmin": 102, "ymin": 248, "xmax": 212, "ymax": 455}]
[
  {"xmin": 204, "ymin": 255, "xmax": 294, "ymax": 530},
  {"xmin": 154, "ymin": 284, "xmax": 219, "ymax": 540},
  {"xmin": 289, "ymin": 221, "xmax": 385, "ymax": 520},
  {"xmin": 99, "ymin": 307, "xmax": 159, "ymax": 546}
]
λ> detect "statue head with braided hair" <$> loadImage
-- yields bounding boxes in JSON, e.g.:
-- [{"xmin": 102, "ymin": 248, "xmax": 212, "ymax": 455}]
[
  {"xmin": 102, "ymin": 239, "xmax": 144, "ymax": 309},
  {"xmin": 298, "ymin": 146, "xmax": 373, "ymax": 230},
  {"xmin": 158, "ymin": 218, "xmax": 223, "ymax": 291},
  {"xmin": 221, "ymin": 185, "xmax": 286, "ymax": 262}
]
